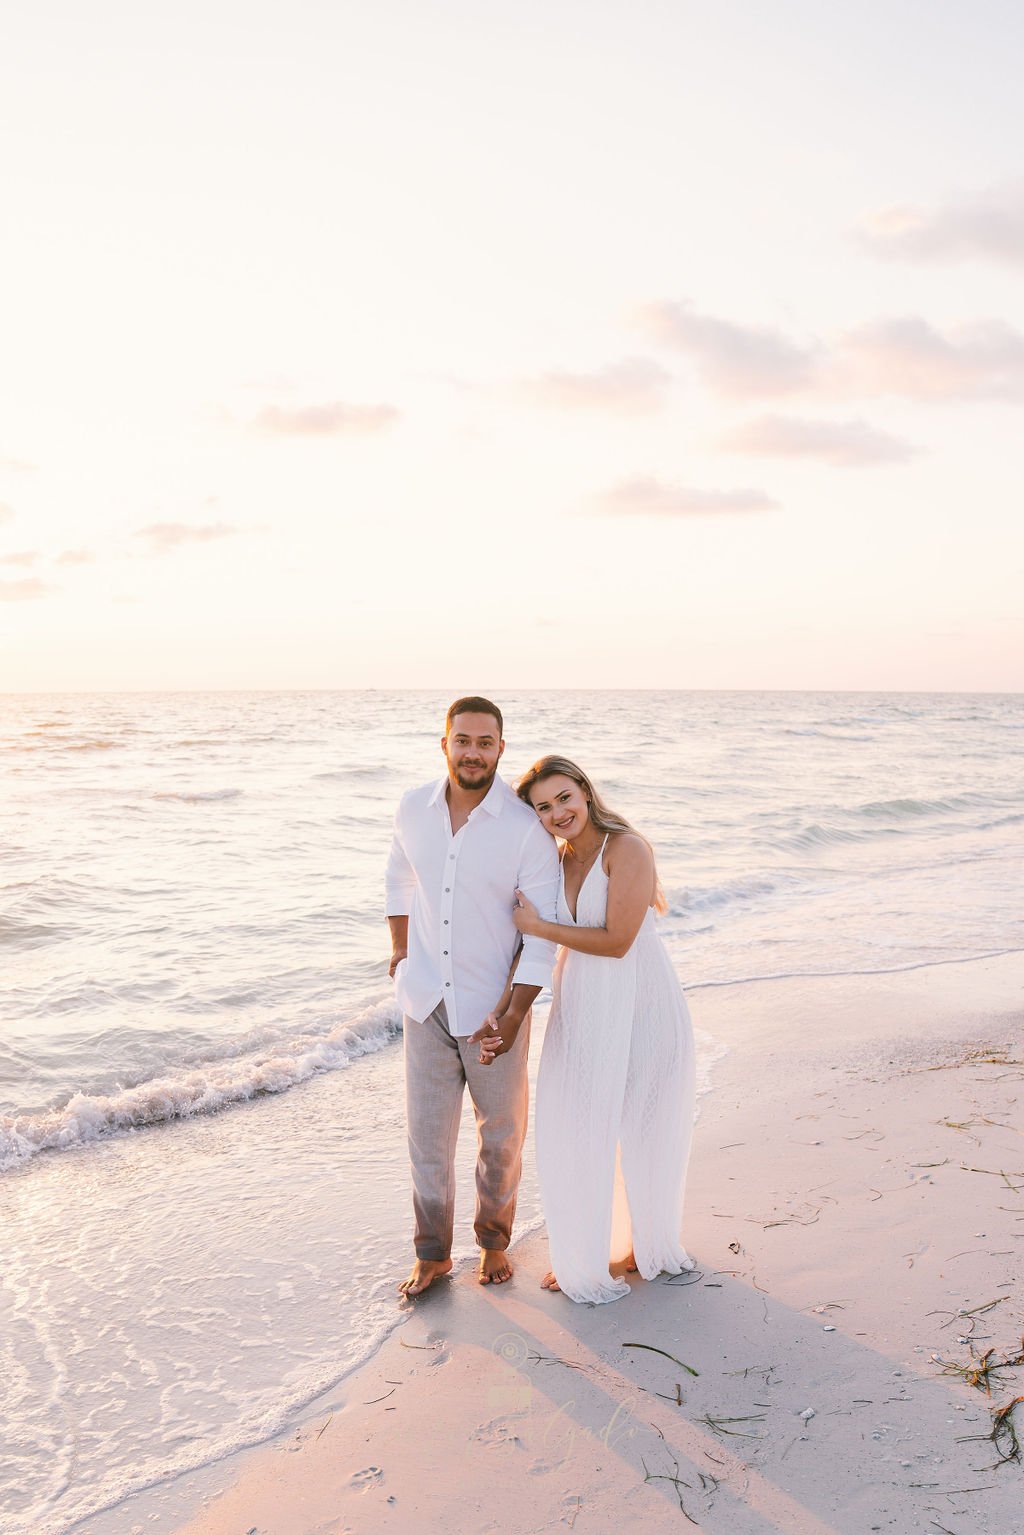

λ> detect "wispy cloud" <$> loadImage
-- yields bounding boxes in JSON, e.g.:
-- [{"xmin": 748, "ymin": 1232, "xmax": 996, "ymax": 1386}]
[
  {"xmin": 0, "ymin": 503, "xmax": 14, "ymax": 526},
  {"xmin": 636, "ymin": 297, "xmax": 1024, "ymax": 405},
  {"xmin": 55, "ymin": 549, "xmax": 95, "ymax": 566},
  {"xmin": 0, "ymin": 457, "xmax": 36, "ymax": 473},
  {"xmin": 135, "ymin": 522, "xmax": 241, "ymax": 552},
  {"xmin": 514, "ymin": 358, "xmax": 672, "ymax": 414},
  {"xmin": 0, "ymin": 577, "xmax": 49, "ymax": 601},
  {"xmin": 835, "ymin": 317, "xmax": 1024, "ymax": 401},
  {"xmin": 634, "ymin": 301, "xmax": 818, "ymax": 398},
  {"xmin": 593, "ymin": 476, "xmax": 779, "ymax": 517},
  {"xmin": 719, "ymin": 413, "xmax": 918, "ymax": 466},
  {"xmin": 0, "ymin": 550, "xmax": 39, "ymax": 566},
  {"xmin": 859, "ymin": 179, "xmax": 1024, "ymax": 266},
  {"xmin": 253, "ymin": 401, "xmax": 400, "ymax": 436}
]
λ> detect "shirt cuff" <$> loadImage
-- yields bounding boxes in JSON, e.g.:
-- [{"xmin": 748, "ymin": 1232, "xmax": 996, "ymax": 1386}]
[
  {"xmin": 384, "ymin": 886, "xmax": 415, "ymax": 916},
  {"xmin": 513, "ymin": 958, "xmax": 554, "ymax": 991}
]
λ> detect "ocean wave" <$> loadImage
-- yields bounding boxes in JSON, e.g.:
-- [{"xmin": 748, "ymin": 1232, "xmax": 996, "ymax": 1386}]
[
  {"xmin": 312, "ymin": 765, "xmax": 383, "ymax": 781},
  {"xmin": 851, "ymin": 792, "xmax": 993, "ymax": 820},
  {"xmin": 774, "ymin": 790, "xmax": 1020, "ymax": 851},
  {"xmin": 0, "ymin": 915, "xmax": 67, "ymax": 950},
  {"xmin": 0, "ymin": 1000, "xmax": 402, "ymax": 1172},
  {"xmin": 153, "ymin": 788, "xmax": 244, "ymax": 803},
  {"xmin": 686, "ymin": 945, "xmax": 1024, "ymax": 992},
  {"xmin": 783, "ymin": 727, "xmax": 874, "ymax": 742},
  {"xmin": 666, "ymin": 873, "xmax": 795, "ymax": 916}
]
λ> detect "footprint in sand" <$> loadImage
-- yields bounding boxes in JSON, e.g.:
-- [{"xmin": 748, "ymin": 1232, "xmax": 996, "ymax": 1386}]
[
  {"xmin": 425, "ymin": 1329, "xmax": 452, "ymax": 1365},
  {"xmin": 470, "ymin": 1417, "xmax": 523, "ymax": 1448},
  {"xmin": 348, "ymin": 1465, "xmax": 384, "ymax": 1491}
]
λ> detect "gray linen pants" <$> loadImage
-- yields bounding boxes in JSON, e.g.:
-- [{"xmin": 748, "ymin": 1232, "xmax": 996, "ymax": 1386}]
[{"xmin": 404, "ymin": 999, "xmax": 531, "ymax": 1260}]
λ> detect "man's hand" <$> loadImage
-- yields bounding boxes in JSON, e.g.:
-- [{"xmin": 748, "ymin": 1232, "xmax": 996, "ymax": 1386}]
[
  {"xmin": 469, "ymin": 1008, "xmax": 524, "ymax": 1065},
  {"xmin": 386, "ymin": 916, "xmax": 409, "ymax": 979}
]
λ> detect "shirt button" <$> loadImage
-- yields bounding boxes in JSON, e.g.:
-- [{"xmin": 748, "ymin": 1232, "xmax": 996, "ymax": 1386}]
[
  {"xmin": 445, "ymin": 981, "xmax": 451, "ymax": 987},
  {"xmin": 448, "ymin": 853, "xmax": 455, "ymax": 860},
  {"xmin": 443, "ymin": 950, "xmax": 448, "ymax": 955},
  {"xmin": 445, "ymin": 887, "xmax": 450, "ymax": 892},
  {"xmin": 443, "ymin": 920, "xmax": 449, "ymax": 925}
]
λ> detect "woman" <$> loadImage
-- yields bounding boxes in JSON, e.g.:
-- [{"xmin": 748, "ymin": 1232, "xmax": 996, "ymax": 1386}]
[{"xmin": 478, "ymin": 756, "xmax": 696, "ymax": 1304}]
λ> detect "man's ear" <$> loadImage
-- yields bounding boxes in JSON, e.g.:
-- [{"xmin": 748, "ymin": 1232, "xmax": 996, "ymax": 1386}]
[{"xmin": 498, "ymin": 739, "xmax": 506, "ymax": 759}]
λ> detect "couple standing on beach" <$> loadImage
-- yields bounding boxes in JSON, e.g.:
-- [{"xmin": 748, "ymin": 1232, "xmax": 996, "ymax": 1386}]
[{"xmin": 385, "ymin": 696, "xmax": 696, "ymax": 1304}]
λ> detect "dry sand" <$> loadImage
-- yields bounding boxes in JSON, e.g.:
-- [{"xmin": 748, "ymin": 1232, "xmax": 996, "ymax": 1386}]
[{"xmin": 170, "ymin": 955, "xmax": 1024, "ymax": 1535}]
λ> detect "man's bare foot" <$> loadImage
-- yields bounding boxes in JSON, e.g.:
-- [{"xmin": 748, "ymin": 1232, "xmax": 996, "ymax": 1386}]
[
  {"xmin": 626, "ymin": 1249, "xmax": 638, "ymax": 1272},
  {"xmin": 478, "ymin": 1249, "xmax": 513, "ymax": 1285},
  {"xmin": 610, "ymin": 1249, "xmax": 639, "ymax": 1278},
  {"xmin": 398, "ymin": 1257, "xmax": 453, "ymax": 1298},
  {"xmin": 540, "ymin": 1270, "xmax": 562, "ymax": 1291}
]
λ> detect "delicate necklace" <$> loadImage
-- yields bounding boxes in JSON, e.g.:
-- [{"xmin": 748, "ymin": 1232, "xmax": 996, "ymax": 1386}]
[{"xmin": 566, "ymin": 835, "xmax": 603, "ymax": 868}]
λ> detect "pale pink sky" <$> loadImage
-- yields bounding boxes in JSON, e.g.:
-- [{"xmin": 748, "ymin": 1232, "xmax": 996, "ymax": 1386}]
[{"xmin": 1, "ymin": 0, "xmax": 1022, "ymax": 690}]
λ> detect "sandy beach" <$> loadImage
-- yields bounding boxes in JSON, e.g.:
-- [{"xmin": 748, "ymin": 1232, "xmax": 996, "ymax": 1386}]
[{"xmin": 136, "ymin": 953, "xmax": 1024, "ymax": 1535}]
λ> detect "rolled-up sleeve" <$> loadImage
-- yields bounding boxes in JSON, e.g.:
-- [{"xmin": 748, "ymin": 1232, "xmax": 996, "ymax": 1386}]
[
  {"xmin": 514, "ymin": 822, "xmax": 560, "ymax": 989},
  {"xmin": 384, "ymin": 804, "xmax": 417, "ymax": 916}
]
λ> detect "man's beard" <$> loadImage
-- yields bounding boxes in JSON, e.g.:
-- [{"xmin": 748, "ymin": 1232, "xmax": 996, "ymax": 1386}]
[{"xmin": 453, "ymin": 762, "xmax": 497, "ymax": 791}]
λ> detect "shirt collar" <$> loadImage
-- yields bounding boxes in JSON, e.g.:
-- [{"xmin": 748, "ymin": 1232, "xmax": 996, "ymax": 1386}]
[{"xmin": 429, "ymin": 774, "xmax": 508, "ymax": 817}]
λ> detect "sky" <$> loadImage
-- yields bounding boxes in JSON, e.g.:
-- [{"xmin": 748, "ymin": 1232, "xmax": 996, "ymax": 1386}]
[{"xmin": 1, "ymin": 0, "xmax": 1022, "ymax": 691}]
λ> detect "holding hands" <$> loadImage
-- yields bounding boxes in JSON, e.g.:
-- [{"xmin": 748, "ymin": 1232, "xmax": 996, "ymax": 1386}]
[{"xmin": 470, "ymin": 1009, "xmax": 523, "ymax": 1065}]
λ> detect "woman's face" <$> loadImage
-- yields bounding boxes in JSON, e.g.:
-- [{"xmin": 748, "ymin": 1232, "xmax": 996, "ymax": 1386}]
[{"xmin": 526, "ymin": 773, "xmax": 591, "ymax": 840}]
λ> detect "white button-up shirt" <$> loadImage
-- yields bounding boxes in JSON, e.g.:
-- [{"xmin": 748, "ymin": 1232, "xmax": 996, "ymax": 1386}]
[{"xmin": 385, "ymin": 774, "xmax": 560, "ymax": 1037}]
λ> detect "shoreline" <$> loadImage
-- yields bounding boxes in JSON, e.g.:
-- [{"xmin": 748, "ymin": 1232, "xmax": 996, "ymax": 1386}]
[{"xmin": 76, "ymin": 953, "xmax": 1024, "ymax": 1535}]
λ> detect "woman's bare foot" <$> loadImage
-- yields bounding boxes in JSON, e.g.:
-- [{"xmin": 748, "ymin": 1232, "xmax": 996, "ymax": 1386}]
[
  {"xmin": 610, "ymin": 1250, "xmax": 639, "ymax": 1279},
  {"xmin": 479, "ymin": 1249, "xmax": 513, "ymax": 1284},
  {"xmin": 398, "ymin": 1257, "xmax": 453, "ymax": 1298},
  {"xmin": 540, "ymin": 1270, "xmax": 561, "ymax": 1291}
]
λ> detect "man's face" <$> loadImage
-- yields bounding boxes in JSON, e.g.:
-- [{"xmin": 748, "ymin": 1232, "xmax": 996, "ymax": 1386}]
[{"xmin": 442, "ymin": 712, "xmax": 504, "ymax": 791}]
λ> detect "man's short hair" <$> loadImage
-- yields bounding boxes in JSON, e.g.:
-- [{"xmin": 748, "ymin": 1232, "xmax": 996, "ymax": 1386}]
[{"xmin": 445, "ymin": 696, "xmax": 503, "ymax": 739}]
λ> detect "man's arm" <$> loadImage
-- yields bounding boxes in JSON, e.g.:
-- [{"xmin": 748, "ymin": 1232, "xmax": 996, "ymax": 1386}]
[
  {"xmin": 387, "ymin": 915, "xmax": 409, "ymax": 978},
  {"xmin": 384, "ymin": 805, "xmax": 416, "ymax": 977},
  {"xmin": 508, "ymin": 822, "xmax": 559, "ymax": 989},
  {"xmin": 469, "ymin": 824, "xmax": 558, "ymax": 1059}
]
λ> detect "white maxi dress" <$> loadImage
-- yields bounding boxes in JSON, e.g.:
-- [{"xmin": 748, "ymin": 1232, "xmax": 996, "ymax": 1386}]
[{"xmin": 535, "ymin": 838, "xmax": 696, "ymax": 1304}]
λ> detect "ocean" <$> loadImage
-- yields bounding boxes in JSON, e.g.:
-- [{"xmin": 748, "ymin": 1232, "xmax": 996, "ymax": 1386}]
[{"xmin": 2, "ymin": 690, "xmax": 1023, "ymax": 1533}]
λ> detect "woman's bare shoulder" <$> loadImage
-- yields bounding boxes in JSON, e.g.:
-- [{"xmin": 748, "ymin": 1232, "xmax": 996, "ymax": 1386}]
[{"xmin": 604, "ymin": 831, "xmax": 653, "ymax": 869}]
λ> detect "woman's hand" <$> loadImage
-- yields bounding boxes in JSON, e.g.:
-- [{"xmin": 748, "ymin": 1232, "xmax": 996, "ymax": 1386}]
[
  {"xmin": 512, "ymin": 888, "xmax": 541, "ymax": 936},
  {"xmin": 470, "ymin": 1010, "xmax": 521, "ymax": 1065}
]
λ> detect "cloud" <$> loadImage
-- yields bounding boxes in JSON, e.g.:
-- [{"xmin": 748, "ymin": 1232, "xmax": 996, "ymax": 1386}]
[
  {"xmin": 0, "ymin": 503, "xmax": 14, "ymax": 525},
  {"xmin": 514, "ymin": 358, "xmax": 672, "ymax": 414},
  {"xmin": 834, "ymin": 316, "xmax": 1024, "ymax": 401},
  {"xmin": 55, "ymin": 548, "xmax": 95, "ymax": 565},
  {"xmin": 719, "ymin": 413, "xmax": 918, "ymax": 466},
  {"xmin": 253, "ymin": 401, "xmax": 400, "ymax": 436},
  {"xmin": 0, "ymin": 550, "xmax": 39, "ymax": 566},
  {"xmin": 635, "ymin": 297, "xmax": 1024, "ymax": 405},
  {"xmin": 634, "ymin": 301, "xmax": 819, "ymax": 398},
  {"xmin": 0, "ymin": 578, "xmax": 49, "ymax": 601},
  {"xmin": 135, "ymin": 522, "xmax": 240, "ymax": 552},
  {"xmin": 0, "ymin": 457, "xmax": 35, "ymax": 473},
  {"xmin": 593, "ymin": 476, "xmax": 779, "ymax": 517},
  {"xmin": 859, "ymin": 179, "xmax": 1024, "ymax": 266}
]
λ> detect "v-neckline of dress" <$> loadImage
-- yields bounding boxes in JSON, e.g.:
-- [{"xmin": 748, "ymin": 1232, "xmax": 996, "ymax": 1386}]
[{"xmin": 561, "ymin": 836, "xmax": 608, "ymax": 924}]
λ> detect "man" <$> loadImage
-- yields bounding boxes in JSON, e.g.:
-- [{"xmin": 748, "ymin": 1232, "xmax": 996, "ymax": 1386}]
[{"xmin": 386, "ymin": 696, "xmax": 559, "ymax": 1298}]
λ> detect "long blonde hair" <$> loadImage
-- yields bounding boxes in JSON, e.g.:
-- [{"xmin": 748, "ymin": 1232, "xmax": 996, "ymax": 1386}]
[{"xmin": 516, "ymin": 755, "xmax": 666, "ymax": 913}]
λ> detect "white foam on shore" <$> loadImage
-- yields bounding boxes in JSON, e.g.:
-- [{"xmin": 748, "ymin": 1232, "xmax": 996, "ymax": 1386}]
[{"xmin": 0, "ymin": 1000, "xmax": 401, "ymax": 1171}]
